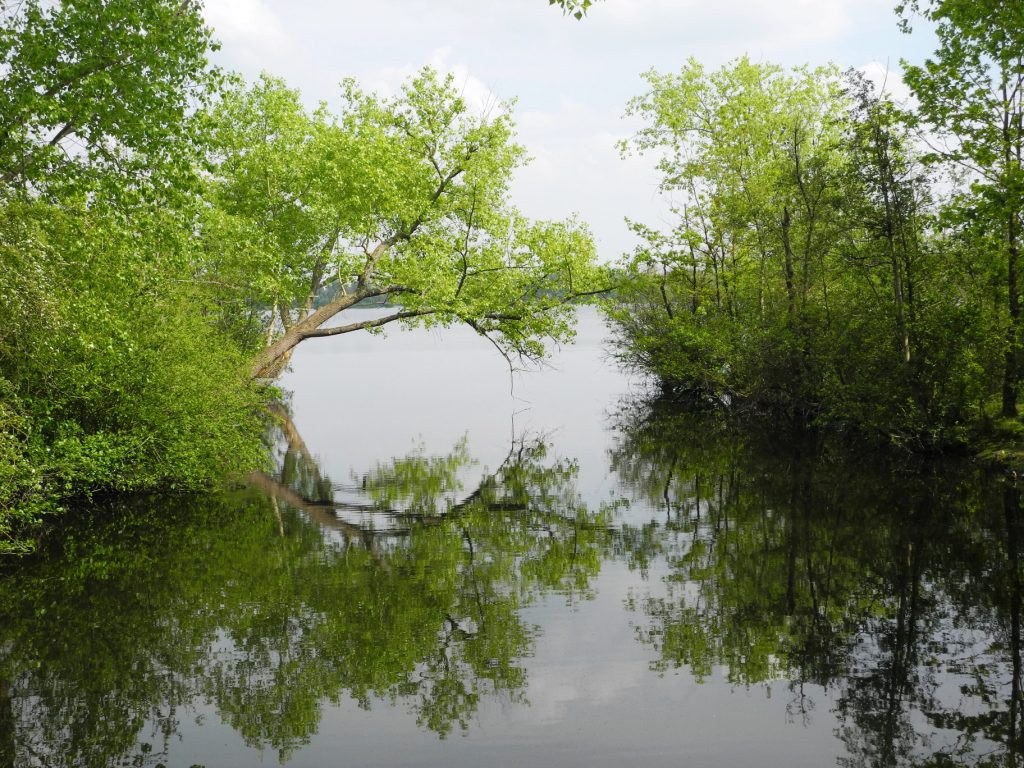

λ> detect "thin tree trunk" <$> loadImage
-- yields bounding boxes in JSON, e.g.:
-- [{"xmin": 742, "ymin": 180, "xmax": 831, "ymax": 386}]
[
  {"xmin": 1002, "ymin": 75, "xmax": 1022, "ymax": 417},
  {"xmin": 1004, "ymin": 208, "xmax": 1020, "ymax": 417},
  {"xmin": 782, "ymin": 206, "xmax": 797, "ymax": 328}
]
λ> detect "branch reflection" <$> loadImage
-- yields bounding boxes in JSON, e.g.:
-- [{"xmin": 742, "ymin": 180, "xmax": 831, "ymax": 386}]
[{"xmin": 0, "ymin": 408, "xmax": 617, "ymax": 766}]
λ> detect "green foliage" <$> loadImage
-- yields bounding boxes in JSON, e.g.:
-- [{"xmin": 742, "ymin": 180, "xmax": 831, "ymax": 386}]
[
  {"xmin": 0, "ymin": 0, "xmax": 216, "ymax": 200},
  {"xmin": 0, "ymin": 198, "xmax": 267, "ymax": 537},
  {"xmin": 608, "ymin": 57, "xmax": 1000, "ymax": 442},
  {"xmin": 548, "ymin": 0, "xmax": 598, "ymax": 20},
  {"xmin": 0, "ymin": 1, "xmax": 265, "ymax": 549},
  {"xmin": 898, "ymin": 0, "xmax": 1024, "ymax": 418},
  {"xmin": 0, "ymin": 0, "xmax": 611, "ymax": 545},
  {"xmin": 201, "ymin": 69, "xmax": 608, "ymax": 377}
]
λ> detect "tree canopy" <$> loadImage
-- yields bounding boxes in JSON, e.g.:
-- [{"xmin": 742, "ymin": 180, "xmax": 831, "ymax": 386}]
[
  {"xmin": 898, "ymin": 0, "xmax": 1024, "ymax": 417},
  {"xmin": 0, "ymin": 0, "xmax": 265, "ymax": 551},
  {"xmin": 607, "ymin": 55, "xmax": 1000, "ymax": 442},
  {"xmin": 201, "ymin": 70, "xmax": 607, "ymax": 379},
  {"xmin": 0, "ymin": 1, "xmax": 608, "ymax": 544}
]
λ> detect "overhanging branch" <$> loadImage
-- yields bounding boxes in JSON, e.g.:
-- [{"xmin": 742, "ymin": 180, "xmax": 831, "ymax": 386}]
[{"xmin": 303, "ymin": 309, "xmax": 437, "ymax": 338}]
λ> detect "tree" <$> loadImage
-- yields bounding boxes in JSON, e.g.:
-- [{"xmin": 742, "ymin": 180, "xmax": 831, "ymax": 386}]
[
  {"xmin": 844, "ymin": 74, "xmax": 924, "ymax": 369},
  {"xmin": 899, "ymin": 0, "xmax": 1024, "ymax": 417},
  {"xmin": 0, "ymin": 0, "xmax": 215, "ymax": 199},
  {"xmin": 608, "ymin": 56, "xmax": 998, "ymax": 441},
  {"xmin": 0, "ymin": 0, "xmax": 265, "ymax": 548},
  {"xmin": 202, "ymin": 70, "xmax": 608, "ymax": 379},
  {"xmin": 611, "ymin": 58, "xmax": 851, "ymax": 408}
]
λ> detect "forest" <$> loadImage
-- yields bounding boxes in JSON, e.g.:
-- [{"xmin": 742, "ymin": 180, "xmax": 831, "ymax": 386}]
[
  {"xmin": 0, "ymin": 0, "xmax": 1021, "ymax": 553},
  {"xmin": 607, "ymin": 1, "xmax": 1024, "ymax": 447}
]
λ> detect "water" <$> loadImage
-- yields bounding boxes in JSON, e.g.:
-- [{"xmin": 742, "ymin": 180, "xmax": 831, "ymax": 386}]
[{"xmin": 1, "ymin": 308, "xmax": 1021, "ymax": 767}]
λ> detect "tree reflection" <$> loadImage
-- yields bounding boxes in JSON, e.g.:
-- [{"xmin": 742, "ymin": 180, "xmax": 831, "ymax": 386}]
[
  {"xmin": 0, "ymin": 411, "xmax": 615, "ymax": 766},
  {"xmin": 9, "ymin": 397, "xmax": 1024, "ymax": 767},
  {"xmin": 611, "ymin": 397, "xmax": 1024, "ymax": 767}
]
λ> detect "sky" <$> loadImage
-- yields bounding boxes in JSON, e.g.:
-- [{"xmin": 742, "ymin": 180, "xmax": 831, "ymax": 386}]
[{"xmin": 201, "ymin": 0, "xmax": 938, "ymax": 262}]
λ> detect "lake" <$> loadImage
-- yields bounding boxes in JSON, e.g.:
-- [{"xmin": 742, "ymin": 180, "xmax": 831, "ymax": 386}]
[{"xmin": 1, "ymin": 308, "xmax": 1021, "ymax": 767}]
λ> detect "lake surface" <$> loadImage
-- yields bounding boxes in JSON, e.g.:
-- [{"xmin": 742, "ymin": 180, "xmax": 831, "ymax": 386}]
[{"xmin": 2, "ymin": 308, "xmax": 1023, "ymax": 767}]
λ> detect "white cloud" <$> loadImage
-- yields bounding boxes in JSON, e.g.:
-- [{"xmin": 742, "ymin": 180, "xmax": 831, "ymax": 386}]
[
  {"xmin": 365, "ymin": 47, "xmax": 502, "ymax": 115},
  {"xmin": 200, "ymin": 0, "xmax": 938, "ymax": 268},
  {"xmin": 203, "ymin": 0, "xmax": 293, "ymax": 69},
  {"xmin": 594, "ymin": 0, "xmax": 850, "ymax": 54},
  {"xmin": 858, "ymin": 60, "xmax": 914, "ymax": 105},
  {"xmin": 512, "ymin": 100, "xmax": 668, "ymax": 263}
]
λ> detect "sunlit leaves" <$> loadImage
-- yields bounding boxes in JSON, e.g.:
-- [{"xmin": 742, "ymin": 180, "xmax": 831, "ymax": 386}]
[
  {"xmin": 0, "ymin": 2, "xmax": 265, "ymax": 543},
  {"xmin": 548, "ymin": 0, "xmax": 598, "ymax": 20},
  {"xmin": 0, "ymin": 0, "xmax": 216, "ymax": 201},
  {"xmin": 205, "ymin": 68, "xmax": 606, "ymax": 374}
]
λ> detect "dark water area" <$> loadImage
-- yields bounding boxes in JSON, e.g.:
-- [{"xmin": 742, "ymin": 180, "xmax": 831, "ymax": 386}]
[{"xmin": 1, "ymin": 309, "xmax": 1023, "ymax": 767}]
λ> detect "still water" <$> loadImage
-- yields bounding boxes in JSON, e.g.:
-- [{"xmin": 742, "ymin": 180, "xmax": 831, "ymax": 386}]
[{"xmin": 1, "ymin": 309, "xmax": 1022, "ymax": 767}]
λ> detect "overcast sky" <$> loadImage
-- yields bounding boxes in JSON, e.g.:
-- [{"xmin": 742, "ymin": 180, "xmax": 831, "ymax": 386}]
[{"xmin": 202, "ymin": 0, "xmax": 937, "ymax": 262}]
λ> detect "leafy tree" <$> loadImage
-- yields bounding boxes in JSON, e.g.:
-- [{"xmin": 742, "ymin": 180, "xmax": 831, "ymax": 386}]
[
  {"xmin": 0, "ymin": 0, "xmax": 264, "ymax": 549},
  {"xmin": 0, "ymin": 0, "xmax": 215, "ymax": 200},
  {"xmin": 0, "ymin": 0, "xmax": 611, "ymax": 541},
  {"xmin": 610, "ymin": 58, "xmax": 854, "ymax": 408},
  {"xmin": 202, "ymin": 70, "xmax": 609, "ymax": 379},
  {"xmin": 608, "ymin": 57, "xmax": 997, "ymax": 442},
  {"xmin": 898, "ymin": 0, "xmax": 1024, "ymax": 417}
]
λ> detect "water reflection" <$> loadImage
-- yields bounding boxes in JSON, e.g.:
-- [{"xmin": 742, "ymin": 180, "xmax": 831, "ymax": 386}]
[
  {"xmin": 611, "ymin": 398, "xmax": 1024, "ymax": 767},
  {"xmin": 4, "ymin": 397, "xmax": 1024, "ymax": 766},
  {"xmin": 0, "ymin": 414, "xmax": 616, "ymax": 766}
]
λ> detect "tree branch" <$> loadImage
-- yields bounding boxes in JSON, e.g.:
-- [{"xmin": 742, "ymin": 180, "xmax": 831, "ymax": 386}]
[{"xmin": 302, "ymin": 309, "xmax": 437, "ymax": 338}]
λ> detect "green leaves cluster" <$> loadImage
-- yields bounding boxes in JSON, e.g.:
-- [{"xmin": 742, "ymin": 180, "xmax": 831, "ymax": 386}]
[
  {"xmin": 0, "ymin": 1, "xmax": 264, "ymax": 550},
  {"xmin": 548, "ymin": 0, "xmax": 598, "ymax": 20},
  {"xmin": 201, "ymin": 69, "xmax": 606, "ymax": 378},
  {"xmin": 608, "ymin": 55, "xmax": 1002, "ymax": 442},
  {"xmin": 899, "ymin": 0, "xmax": 1024, "ymax": 419},
  {"xmin": 0, "ymin": 1, "xmax": 607, "ymax": 545},
  {"xmin": 0, "ymin": 0, "xmax": 216, "ymax": 200}
]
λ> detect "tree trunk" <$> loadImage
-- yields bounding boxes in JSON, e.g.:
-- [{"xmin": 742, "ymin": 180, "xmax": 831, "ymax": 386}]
[
  {"xmin": 874, "ymin": 122, "xmax": 912, "ymax": 366},
  {"xmin": 1004, "ymin": 208, "xmax": 1020, "ymax": 417},
  {"xmin": 250, "ymin": 286, "xmax": 389, "ymax": 379},
  {"xmin": 782, "ymin": 206, "xmax": 797, "ymax": 328}
]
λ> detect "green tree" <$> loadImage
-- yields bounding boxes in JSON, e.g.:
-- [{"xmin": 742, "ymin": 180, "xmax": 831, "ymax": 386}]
[
  {"xmin": 825, "ymin": 74, "xmax": 993, "ymax": 437},
  {"xmin": 609, "ymin": 57, "xmax": 997, "ymax": 441},
  {"xmin": 611, "ymin": 58, "xmax": 851, "ymax": 408},
  {"xmin": 0, "ymin": 0, "xmax": 264, "ymax": 549},
  {"xmin": 202, "ymin": 70, "xmax": 608, "ymax": 379},
  {"xmin": 899, "ymin": 0, "xmax": 1024, "ymax": 417},
  {"xmin": 0, "ymin": 0, "xmax": 215, "ymax": 199}
]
